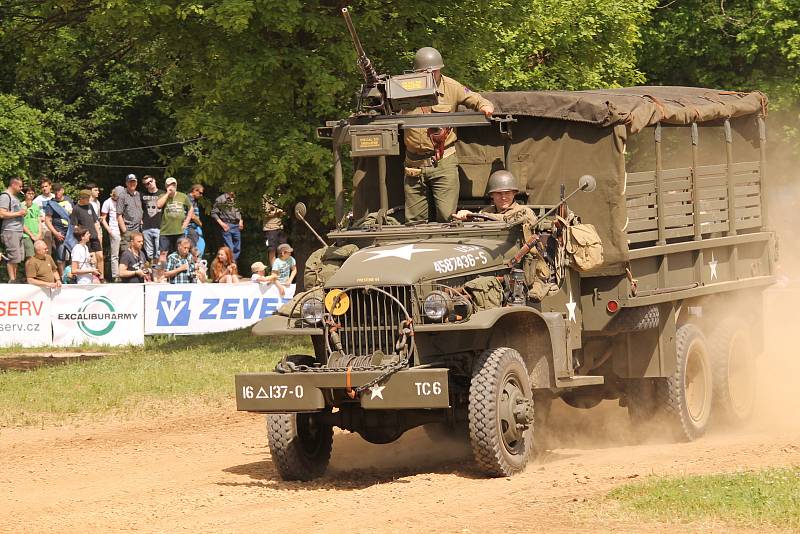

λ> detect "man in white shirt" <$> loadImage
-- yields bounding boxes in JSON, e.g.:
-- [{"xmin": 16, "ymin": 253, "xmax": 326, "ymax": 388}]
[
  {"xmin": 102, "ymin": 186, "xmax": 123, "ymax": 281},
  {"xmin": 33, "ymin": 177, "xmax": 55, "ymax": 254}
]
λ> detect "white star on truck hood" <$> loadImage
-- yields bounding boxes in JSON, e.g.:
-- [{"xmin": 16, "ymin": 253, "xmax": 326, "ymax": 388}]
[
  {"xmin": 362, "ymin": 244, "xmax": 437, "ymax": 262},
  {"xmin": 369, "ymin": 385, "xmax": 386, "ymax": 399}
]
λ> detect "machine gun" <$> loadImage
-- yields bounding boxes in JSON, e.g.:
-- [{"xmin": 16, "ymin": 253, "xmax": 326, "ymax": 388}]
[{"xmin": 341, "ymin": 7, "xmax": 438, "ymax": 115}]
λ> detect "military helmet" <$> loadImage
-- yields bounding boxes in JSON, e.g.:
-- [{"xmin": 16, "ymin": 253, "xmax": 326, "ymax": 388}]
[
  {"xmin": 413, "ymin": 47, "xmax": 444, "ymax": 71},
  {"xmin": 486, "ymin": 170, "xmax": 520, "ymax": 194}
]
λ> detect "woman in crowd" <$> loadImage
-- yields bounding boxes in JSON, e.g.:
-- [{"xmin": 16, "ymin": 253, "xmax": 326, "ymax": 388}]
[
  {"xmin": 70, "ymin": 226, "xmax": 100, "ymax": 284},
  {"xmin": 210, "ymin": 246, "xmax": 239, "ymax": 283}
]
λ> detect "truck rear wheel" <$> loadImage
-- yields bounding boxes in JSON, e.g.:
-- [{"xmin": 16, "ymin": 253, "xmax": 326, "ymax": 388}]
[
  {"xmin": 266, "ymin": 412, "xmax": 333, "ymax": 481},
  {"xmin": 657, "ymin": 323, "xmax": 713, "ymax": 441},
  {"xmin": 469, "ymin": 347, "xmax": 534, "ymax": 477},
  {"xmin": 709, "ymin": 320, "xmax": 757, "ymax": 425}
]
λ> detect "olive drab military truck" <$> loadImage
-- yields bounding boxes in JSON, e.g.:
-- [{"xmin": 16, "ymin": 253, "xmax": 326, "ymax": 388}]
[
  {"xmin": 234, "ymin": 13, "xmax": 775, "ymax": 480},
  {"xmin": 235, "ymin": 84, "xmax": 775, "ymax": 480}
]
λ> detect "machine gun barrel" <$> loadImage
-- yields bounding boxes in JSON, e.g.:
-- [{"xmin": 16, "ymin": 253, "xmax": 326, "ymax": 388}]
[{"xmin": 341, "ymin": 7, "xmax": 380, "ymax": 84}]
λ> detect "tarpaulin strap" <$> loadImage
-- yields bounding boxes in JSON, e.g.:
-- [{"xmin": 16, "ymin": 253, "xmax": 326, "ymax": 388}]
[
  {"xmin": 642, "ymin": 94, "xmax": 668, "ymax": 121},
  {"xmin": 625, "ymin": 266, "xmax": 638, "ymax": 297},
  {"xmin": 345, "ymin": 366, "xmax": 356, "ymax": 399}
]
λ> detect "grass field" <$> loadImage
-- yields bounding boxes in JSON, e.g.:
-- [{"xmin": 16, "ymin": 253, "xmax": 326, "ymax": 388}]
[
  {"xmin": 0, "ymin": 330, "xmax": 310, "ymax": 427},
  {"xmin": 610, "ymin": 467, "xmax": 800, "ymax": 530}
]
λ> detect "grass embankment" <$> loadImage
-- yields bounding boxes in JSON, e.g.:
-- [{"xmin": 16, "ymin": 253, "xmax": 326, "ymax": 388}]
[
  {"xmin": 0, "ymin": 330, "xmax": 310, "ymax": 427},
  {"xmin": 610, "ymin": 468, "xmax": 800, "ymax": 530}
]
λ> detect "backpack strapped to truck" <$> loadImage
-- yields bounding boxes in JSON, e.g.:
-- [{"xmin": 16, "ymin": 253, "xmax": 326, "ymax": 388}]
[{"xmin": 565, "ymin": 222, "xmax": 604, "ymax": 272}]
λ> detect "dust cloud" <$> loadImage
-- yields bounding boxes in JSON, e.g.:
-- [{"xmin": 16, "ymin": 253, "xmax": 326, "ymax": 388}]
[{"xmin": 752, "ymin": 137, "xmax": 800, "ymax": 434}]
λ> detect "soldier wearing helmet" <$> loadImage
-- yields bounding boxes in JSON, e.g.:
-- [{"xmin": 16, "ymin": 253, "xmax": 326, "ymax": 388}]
[
  {"xmin": 453, "ymin": 170, "xmax": 536, "ymax": 231},
  {"xmin": 403, "ymin": 47, "xmax": 495, "ymax": 224}
]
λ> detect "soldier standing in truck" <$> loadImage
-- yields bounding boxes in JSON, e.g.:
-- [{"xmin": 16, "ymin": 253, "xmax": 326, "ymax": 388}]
[{"xmin": 403, "ymin": 47, "xmax": 494, "ymax": 224}]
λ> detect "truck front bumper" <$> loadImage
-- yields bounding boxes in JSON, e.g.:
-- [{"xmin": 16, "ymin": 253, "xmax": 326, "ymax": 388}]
[{"xmin": 235, "ymin": 367, "xmax": 450, "ymax": 413}]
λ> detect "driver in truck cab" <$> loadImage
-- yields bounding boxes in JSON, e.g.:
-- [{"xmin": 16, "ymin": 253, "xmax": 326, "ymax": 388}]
[{"xmin": 452, "ymin": 170, "xmax": 537, "ymax": 233}]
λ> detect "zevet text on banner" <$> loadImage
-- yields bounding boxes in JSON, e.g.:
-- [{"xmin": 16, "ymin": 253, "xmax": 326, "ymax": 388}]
[
  {"xmin": 52, "ymin": 285, "xmax": 145, "ymax": 346},
  {"xmin": 0, "ymin": 285, "xmax": 52, "ymax": 347},
  {"xmin": 144, "ymin": 283, "xmax": 295, "ymax": 335}
]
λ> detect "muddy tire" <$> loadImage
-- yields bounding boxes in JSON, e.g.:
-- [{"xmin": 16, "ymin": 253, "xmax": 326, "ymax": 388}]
[
  {"xmin": 708, "ymin": 320, "xmax": 757, "ymax": 425},
  {"xmin": 266, "ymin": 412, "xmax": 333, "ymax": 481},
  {"xmin": 469, "ymin": 347, "xmax": 534, "ymax": 477},
  {"xmin": 656, "ymin": 323, "xmax": 713, "ymax": 441}
]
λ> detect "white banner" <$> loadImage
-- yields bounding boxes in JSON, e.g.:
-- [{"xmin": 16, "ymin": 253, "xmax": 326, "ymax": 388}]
[
  {"xmin": 0, "ymin": 285, "xmax": 53, "ymax": 347},
  {"xmin": 52, "ymin": 285, "xmax": 145, "ymax": 346},
  {"xmin": 144, "ymin": 283, "xmax": 295, "ymax": 335}
]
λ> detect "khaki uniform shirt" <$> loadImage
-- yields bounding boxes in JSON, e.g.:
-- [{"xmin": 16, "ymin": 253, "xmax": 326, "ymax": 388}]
[
  {"xmin": 26, "ymin": 254, "xmax": 58, "ymax": 283},
  {"xmin": 403, "ymin": 75, "xmax": 492, "ymax": 155},
  {"xmin": 481, "ymin": 202, "xmax": 537, "ymax": 242}
]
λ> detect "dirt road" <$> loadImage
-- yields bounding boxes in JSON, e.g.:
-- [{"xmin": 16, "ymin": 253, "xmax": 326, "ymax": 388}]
[
  {"xmin": 2, "ymin": 398, "xmax": 798, "ymax": 533},
  {"xmin": 2, "ymin": 289, "xmax": 799, "ymax": 533}
]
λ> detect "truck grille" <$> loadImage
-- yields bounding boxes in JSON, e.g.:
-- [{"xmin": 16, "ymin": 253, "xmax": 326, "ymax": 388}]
[{"xmin": 335, "ymin": 286, "xmax": 413, "ymax": 357}]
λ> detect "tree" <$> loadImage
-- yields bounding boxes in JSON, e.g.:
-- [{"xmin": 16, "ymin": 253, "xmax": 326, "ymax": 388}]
[
  {"xmin": 0, "ymin": 94, "xmax": 53, "ymax": 180},
  {"xmin": 0, "ymin": 0, "xmax": 656, "ymax": 219},
  {"xmin": 639, "ymin": 0, "xmax": 800, "ymax": 143}
]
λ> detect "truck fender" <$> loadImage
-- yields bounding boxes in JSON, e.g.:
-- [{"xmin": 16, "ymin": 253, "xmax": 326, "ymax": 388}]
[
  {"xmin": 469, "ymin": 308, "xmax": 568, "ymax": 389},
  {"xmin": 252, "ymin": 315, "xmax": 323, "ymax": 337}
]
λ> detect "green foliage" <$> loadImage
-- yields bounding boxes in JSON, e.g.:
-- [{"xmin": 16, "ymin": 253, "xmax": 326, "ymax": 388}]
[
  {"xmin": 0, "ymin": 94, "xmax": 53, "ymax": 180},
  {"xmin": 610, "ymin": 468, "xmax": 800, "ymax": 529},
  {"xmin": 0, "ymin": 0, "xmax": 655, "ymax": 221},
  {"xmin": 640, "ymin": 0, "xmax": 800, "ymax": 141}
]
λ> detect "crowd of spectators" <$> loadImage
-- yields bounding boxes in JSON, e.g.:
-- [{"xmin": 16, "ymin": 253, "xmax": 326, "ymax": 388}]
[{"xmin": 0, "ymin": 174, "xmax": 293, "ymax": 292}]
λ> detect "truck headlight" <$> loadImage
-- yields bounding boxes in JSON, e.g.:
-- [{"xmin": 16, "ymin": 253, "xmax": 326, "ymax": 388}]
[
  {"xmin": 301, "ymin": 298, "xmax": 325, "ymax": 325},
  {"xmin": 423, "ymin": 291, "xmax": 450, "ymax": 322}
]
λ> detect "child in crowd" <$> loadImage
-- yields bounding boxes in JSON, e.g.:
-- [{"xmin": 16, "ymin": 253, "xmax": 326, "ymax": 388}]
[
  {"xmin": 271, "ymin": 243, "xmax": 296, "ymax": 285},
  {"xmin": 250, "ymin": 261, "xmax": 283, "ymax": 296}
]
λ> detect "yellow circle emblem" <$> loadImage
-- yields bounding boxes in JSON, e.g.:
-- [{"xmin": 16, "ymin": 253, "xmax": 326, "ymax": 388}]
[{"xmin": 324, "ymin": 289, "xmax": 350, "ymax": 316}]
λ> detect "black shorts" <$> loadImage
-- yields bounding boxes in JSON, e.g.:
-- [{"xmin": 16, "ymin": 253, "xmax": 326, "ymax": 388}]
[
  {"xmin": 89, "ymin": 237, "xmax": 102, "ymax": 253},
  {"xmin": 159, "ymin": 234, "xmax": 181, "ymax": 255},
  {"xmin": 264, "ymin": 229, "xmax": 287, "ymax": 252}
]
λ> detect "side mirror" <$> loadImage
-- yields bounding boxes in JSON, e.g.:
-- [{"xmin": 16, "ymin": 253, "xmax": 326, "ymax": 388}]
[
  {"xmin": 578, "ymin": 175, "xmax": 597, "ymax": 193},
  {"xmin": 293, "ymin": 202, "xmax": 328, "ymax": 248},
  {"xmin": 294, "ymin": 202, "xmax": 307, "ymax": 220}
]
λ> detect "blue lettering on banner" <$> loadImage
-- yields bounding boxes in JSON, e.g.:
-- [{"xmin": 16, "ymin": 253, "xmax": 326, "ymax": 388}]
[
  {"xmin": 199, "ymin": 299, "xmax": 218, "ymax": 319},
  {"xmin": 155, "ymin": 290, "xmax": 290, "ymax": 327},
  {"xmin": 242, "ymin": 298, "xmax": 259, "ymax": 319},
  {"xmin": 220, "ymin": 299, "xmax": 237, "ymax": 320},
  {"xmin": 156, "ymin": 291, "xmax": 192, "ymax": 327},
  {"xmin": 259, "ymin": 298, "xmax": 281, "ymax": 318}
]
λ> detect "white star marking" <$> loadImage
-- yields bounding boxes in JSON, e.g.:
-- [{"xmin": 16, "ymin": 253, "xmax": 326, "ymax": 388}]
[
  {"xmin": 709, "ymin": 252, "xmax": 718, "ymax": 281},
  {"xmin": 566, "ymin": 290, "xmax": 577, "ymax": 323},
  {"xmin": 362, "ymin": 244, "xmax": 437, "ymax": 262},
  {"xmin": 369, "ymin": 385, "xmax": 386, "ymax": 400}
]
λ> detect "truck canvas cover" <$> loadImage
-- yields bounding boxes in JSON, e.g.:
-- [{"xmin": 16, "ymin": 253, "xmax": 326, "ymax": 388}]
[
  {"xmin": 453, "ymin": 87, "xmax": 768, "ymax": 273},
  {"xmin": 352, "ymin": 87, "xmax": 767, "ymax": 274}
]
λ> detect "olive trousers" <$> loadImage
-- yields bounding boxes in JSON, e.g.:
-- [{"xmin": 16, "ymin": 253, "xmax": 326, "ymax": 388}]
[{"xmin": 404, "ymin": 154, "xmax": 460, "ymax": 223}]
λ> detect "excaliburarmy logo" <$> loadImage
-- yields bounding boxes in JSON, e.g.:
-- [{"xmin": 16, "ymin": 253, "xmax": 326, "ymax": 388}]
[{"xmin": 57, "ymin": 295, "xmax": 137, "ymax": 338}]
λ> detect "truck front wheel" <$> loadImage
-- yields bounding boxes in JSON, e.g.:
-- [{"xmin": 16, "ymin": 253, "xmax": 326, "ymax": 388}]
[
  {"xmin": 657, "ymin": 323, "xmax": 713, "ymax": 441},
  {"xmin": 469, "ymin": 347, "xmax": 534, "ymax": 477},
  {"xmin": 266, "ymin": 412, "xmax": 333, "ymax": 481}
]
